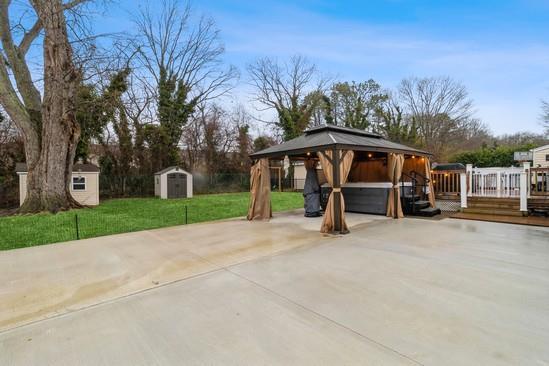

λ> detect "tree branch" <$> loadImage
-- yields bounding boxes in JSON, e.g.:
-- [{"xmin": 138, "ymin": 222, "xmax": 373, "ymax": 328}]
[
  {"xmin": 18, "ymin": 19, "xmax": 42, "ymax": 55},
  {"xmin": 0, "ymin": 0, "xmax": 42, "ymax": 113},
  {"xmin": 19, "ymin": 0, "xmax": 88, "ymax": 56}
]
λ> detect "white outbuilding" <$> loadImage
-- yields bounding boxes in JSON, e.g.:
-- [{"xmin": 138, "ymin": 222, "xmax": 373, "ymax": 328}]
[
  {"xmin": 154, "ymin": 166, "xmax": 193, "ymax": 199},
  {"xmin": 15, "ymin": 163, "xmax": 100, "ymax": 206},
  {"xmin": 531, "ymin": 144, "xmax": 549, "ymax": 168}
]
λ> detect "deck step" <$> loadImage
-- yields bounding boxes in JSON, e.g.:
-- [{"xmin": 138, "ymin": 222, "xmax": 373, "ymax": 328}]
[
  {"xmin": 402, "ymin": 195, "xmax": 420, "ymax": 201},
  {"xmin": 462, "ymin": 207, "xmax": 524, "ymax": 217},
  {"xmin": 468, "ymin": 202, "xmax": 520, "ymax": 209},
  {"xmin": 413, "ymin": 200, "xmax": 431, "ymax": 210},
  {"xmin": 467, "ymin": 197, "xmax": 521, "ymax": 213},
  {"xmin": 468, "ymin": 197, "xmax": 519, "ymax": 204},
  {"xmin": 528, "ymin": 197, "xmax": 549, "ymax": 210},
  {"xmin": 410, "ymin": 207, "xmax": 441, "ymax": 217}
]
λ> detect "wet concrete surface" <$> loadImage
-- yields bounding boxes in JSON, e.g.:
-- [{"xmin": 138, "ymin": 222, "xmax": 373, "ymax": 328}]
[
  {"xmin": 0, "ymin": 210, "xmax": 385, "ymax": 332},
  {"xmin": 1, "ymin": 213, "xmax": 548, "ymax": 365}
]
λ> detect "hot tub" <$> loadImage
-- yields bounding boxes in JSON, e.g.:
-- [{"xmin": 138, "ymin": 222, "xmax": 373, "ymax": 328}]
[{"xmin": 320, "ymin": 182, "xmax": 412, "ymax": 215}]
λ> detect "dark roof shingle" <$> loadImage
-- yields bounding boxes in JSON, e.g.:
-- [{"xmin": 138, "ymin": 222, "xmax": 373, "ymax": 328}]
[
  {"xmin": 250, "ymin": 125, "xmax": 430, "ymax": 158},
  {"xmin": 432, "ymin": 163, "xmax": 465, "ymax": 171}
]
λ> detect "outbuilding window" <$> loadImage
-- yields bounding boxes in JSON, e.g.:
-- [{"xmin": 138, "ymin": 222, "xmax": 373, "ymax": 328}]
[
  {"xmin": 546, "ymin": 154, "xmax": 549, "ymax": 161},
  {"xmin": 72, "ymin": 176, "xmax": 86, "ymax": 191}
]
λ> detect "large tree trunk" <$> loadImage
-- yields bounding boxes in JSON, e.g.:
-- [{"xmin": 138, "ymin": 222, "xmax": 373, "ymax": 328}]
[{"xmin": 19, "ymin": 0, "xmax": 81, "ymax": 213}]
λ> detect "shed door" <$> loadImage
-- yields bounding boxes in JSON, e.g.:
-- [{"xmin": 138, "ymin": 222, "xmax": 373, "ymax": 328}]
[{"xmin": 167, "ymin": 173, "xmax": 187, "ymax": 198}]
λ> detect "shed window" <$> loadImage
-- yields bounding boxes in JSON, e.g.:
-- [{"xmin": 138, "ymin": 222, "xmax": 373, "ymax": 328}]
[
  {"xmin": 546, "ymin": 154, "xmax": 549, "ymax": 161},
  {"xmin": 72, "ymin": 176, "xmax": 86, "ymax": 191}
]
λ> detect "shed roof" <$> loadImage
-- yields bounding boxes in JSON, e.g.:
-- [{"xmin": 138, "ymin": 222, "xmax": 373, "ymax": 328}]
[
  {"xmin": 432, "ymin": 163, "xmax": 465, "ymax": 171},
  {"xmin": 531, "ymin": 144, "xmax": 549, "ymax": 152},
  {"xmin": 154, "ymin": 166, "xmax": 188, "ymax": 175},
  {"xmin": 15, "ymin": 163, "xmax": 100, "ymax": 173},
  {"xmin": 249, "ymin": 125, "xmax": 430, "ymax": 159}
]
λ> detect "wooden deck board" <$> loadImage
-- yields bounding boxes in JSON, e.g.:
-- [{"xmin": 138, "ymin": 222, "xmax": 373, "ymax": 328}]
[{"xmin": 451, "ymin": 212, "xmax": 549, "ymax": 227}]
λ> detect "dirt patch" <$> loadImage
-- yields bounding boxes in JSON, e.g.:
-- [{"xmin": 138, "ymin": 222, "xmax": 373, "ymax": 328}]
[{"xmin": 0, "ymin": 208, "xmax": 18, "ymax": 217}]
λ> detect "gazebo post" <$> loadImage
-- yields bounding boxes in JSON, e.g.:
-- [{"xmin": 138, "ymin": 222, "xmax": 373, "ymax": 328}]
[
  {"xmin": 393, "ymin": 155, "xmax": 398, "ymax": 218},
  {"xmin": 332, "ymin": 147, "xmax": 341, "ymax": 232},
  {"xmin": 394, "ymin": 184, "xmax": 398, "ymax": 219}
]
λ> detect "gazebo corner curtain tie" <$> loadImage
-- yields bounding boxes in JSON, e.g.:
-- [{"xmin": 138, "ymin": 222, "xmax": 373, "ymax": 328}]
[
  {"xmin": 317, "ymin": 150, "xmax": 354, "ymax": 234},
  {"xmin": 386, "ymin": 153, "xmax": 404, "ymax": 218},
  {"xmin": 247, "ymin": 158, "xmax": 272, "ymax": 220}
]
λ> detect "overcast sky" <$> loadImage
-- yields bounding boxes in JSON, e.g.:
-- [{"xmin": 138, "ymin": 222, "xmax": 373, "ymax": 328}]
[{"xmin": 99, "ymin": 0, "xmax": 549, "ymax": 136}]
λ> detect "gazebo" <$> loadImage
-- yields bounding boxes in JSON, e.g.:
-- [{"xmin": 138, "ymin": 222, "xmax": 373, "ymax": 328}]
[{"xmin": 247, "ymin": 125, "xmax": 438, "ymax": 234}]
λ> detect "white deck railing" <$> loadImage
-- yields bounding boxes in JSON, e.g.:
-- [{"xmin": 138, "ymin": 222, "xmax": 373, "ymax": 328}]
[
  {"xmin": 469, "ymin": 167, "xmax": 523, "ymax": 198},
  {"xmin": 460, "ymin": 164, "xmax": 529, "ymax": 213}
]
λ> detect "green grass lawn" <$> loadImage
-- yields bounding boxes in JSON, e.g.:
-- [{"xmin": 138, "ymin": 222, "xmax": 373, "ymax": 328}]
[{"xmin": 0, "ymin": 192, "xmax": 303, "ymax": 251}]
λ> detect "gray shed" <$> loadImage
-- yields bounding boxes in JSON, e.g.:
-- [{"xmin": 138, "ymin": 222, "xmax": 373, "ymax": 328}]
[{"xmin": 154, "ymin": 166, "xmax": 193, "ymax": 199}]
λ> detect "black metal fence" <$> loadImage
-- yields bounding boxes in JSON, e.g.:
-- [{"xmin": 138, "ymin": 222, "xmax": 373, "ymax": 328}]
[
  {"xmin": 0, "ymin": 204, "xmax": 192, "ymax": 249},
  {"xmin": 99, "ymin": 175, "xmax": 155, "ymax": 198},
  {"xmin": 0, "ymin": 173, "xmax": 305, "ymax": 211},
  {"xmin": 101, "ymin": 173, "xmax": 254, "ymax": 197},
  {"xmin": 193, "ymin": 173, "xmax": 250, "ymax": 194},
  {"xmin": 99, "ymin": 174, "xmax": 305, "ymax": 196}
]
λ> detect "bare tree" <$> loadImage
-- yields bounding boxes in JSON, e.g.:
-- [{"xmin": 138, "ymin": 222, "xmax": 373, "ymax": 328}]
[
  {"xmin": 201, "ymin": 105, "xmax": 235, "ymax": 175},
  {"xmin": 181, "ymin": 116, "xmax": 203, "ymax": 172},
  {"xmin": 496, "ymin": 131, "xmax": 548, "ymax": 147},
  {"xmin": 134, "ymin": 0, "xmax": 237, "ymax": 99},
  {"xmin": 181, "ymin": 103, "xmax": 237, "ymax": 174},
  {"xmin": 0, "ymin": 0, "xmax": 92, "ymax": 212},
  {"xmin": 542, "ymin": 99, "xmax": 549, "ymax": 134},
  {"xmin": 398, "ymin": 76, "xmax": 484, "ymax": 159},
  {"xmin": 247, "ymin": 55, "xmax": 327, "ymax": 141},
  {"xmin": 133, "ymin": 0, "xmax": 237, "ymax": 168},
  {"xmin": 230, "ymin": 104, "xmax": 252, "ymax": 173},
  {"xmin": 329, "ymin": 80, "xmax": 388, "ymax": 129},
  {"xmin": 122, "ymin": 73, "xmax": 155, "ymax": 175},
  {"xmin": 373, "ymin": 94, "xmax": 419, "ymax": 146},
  {"xmin": 0, "ymin": 109, "xmax": 17, "ymax": 145},
  {"xmin": 399, "ymin": 76, "xmax": 474, "ymax": 121}
]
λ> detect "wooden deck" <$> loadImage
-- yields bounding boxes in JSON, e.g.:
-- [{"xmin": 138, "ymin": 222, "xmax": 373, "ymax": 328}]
[
  {"xmin": 451, "ymin": 212, "xmax": 549, "ymax": 227},
  {"xmin": 463, "ymin": 197, "xmax": 522, "ymax": 217}
]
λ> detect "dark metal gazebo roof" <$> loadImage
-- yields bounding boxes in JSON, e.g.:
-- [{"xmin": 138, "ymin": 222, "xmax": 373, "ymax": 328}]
[{"xmin": 250, "ymin": 125, "xmax": 430, "ymax": 159}]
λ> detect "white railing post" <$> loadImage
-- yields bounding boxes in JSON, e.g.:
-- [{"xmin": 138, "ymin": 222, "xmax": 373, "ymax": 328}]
[
  {"xmin": 496, "ymin": 171, "xmax": 502, "ymax": 197},
  {"xmin": 520, "ymin": 172, "xmax": 527, "ymax": 214},
  {"xmin": 523, "ymin": 162, "xmax": 530, "ymax": 197},
  {"xmin": 466, "ymin": 164, "xmax": 473, "ymax": 196},
  {"xmin": 460, "ymin": 173, "xmax": 467, "ymax": 209}
]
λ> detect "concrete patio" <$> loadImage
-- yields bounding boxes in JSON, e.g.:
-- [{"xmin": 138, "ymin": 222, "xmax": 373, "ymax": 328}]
[{"xmin": 1, "ymin": 211, "xmax": 548, "ymax": 365}]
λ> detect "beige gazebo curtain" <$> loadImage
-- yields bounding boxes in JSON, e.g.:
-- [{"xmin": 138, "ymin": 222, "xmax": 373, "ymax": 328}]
[
  {"xmin": 247, "ymin": 158, "xmax": 272, "ymax": 220},
  {"xmin": 424, "ymin": 158, "xmax": 436, "ymax": 208},
  {"xmin": 386, "ymin": 153, "xmax": 404, "ymax": 218},
  {"xmin": 317, "ymin": 150, "xmax": 354, "ymax": 233}
]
